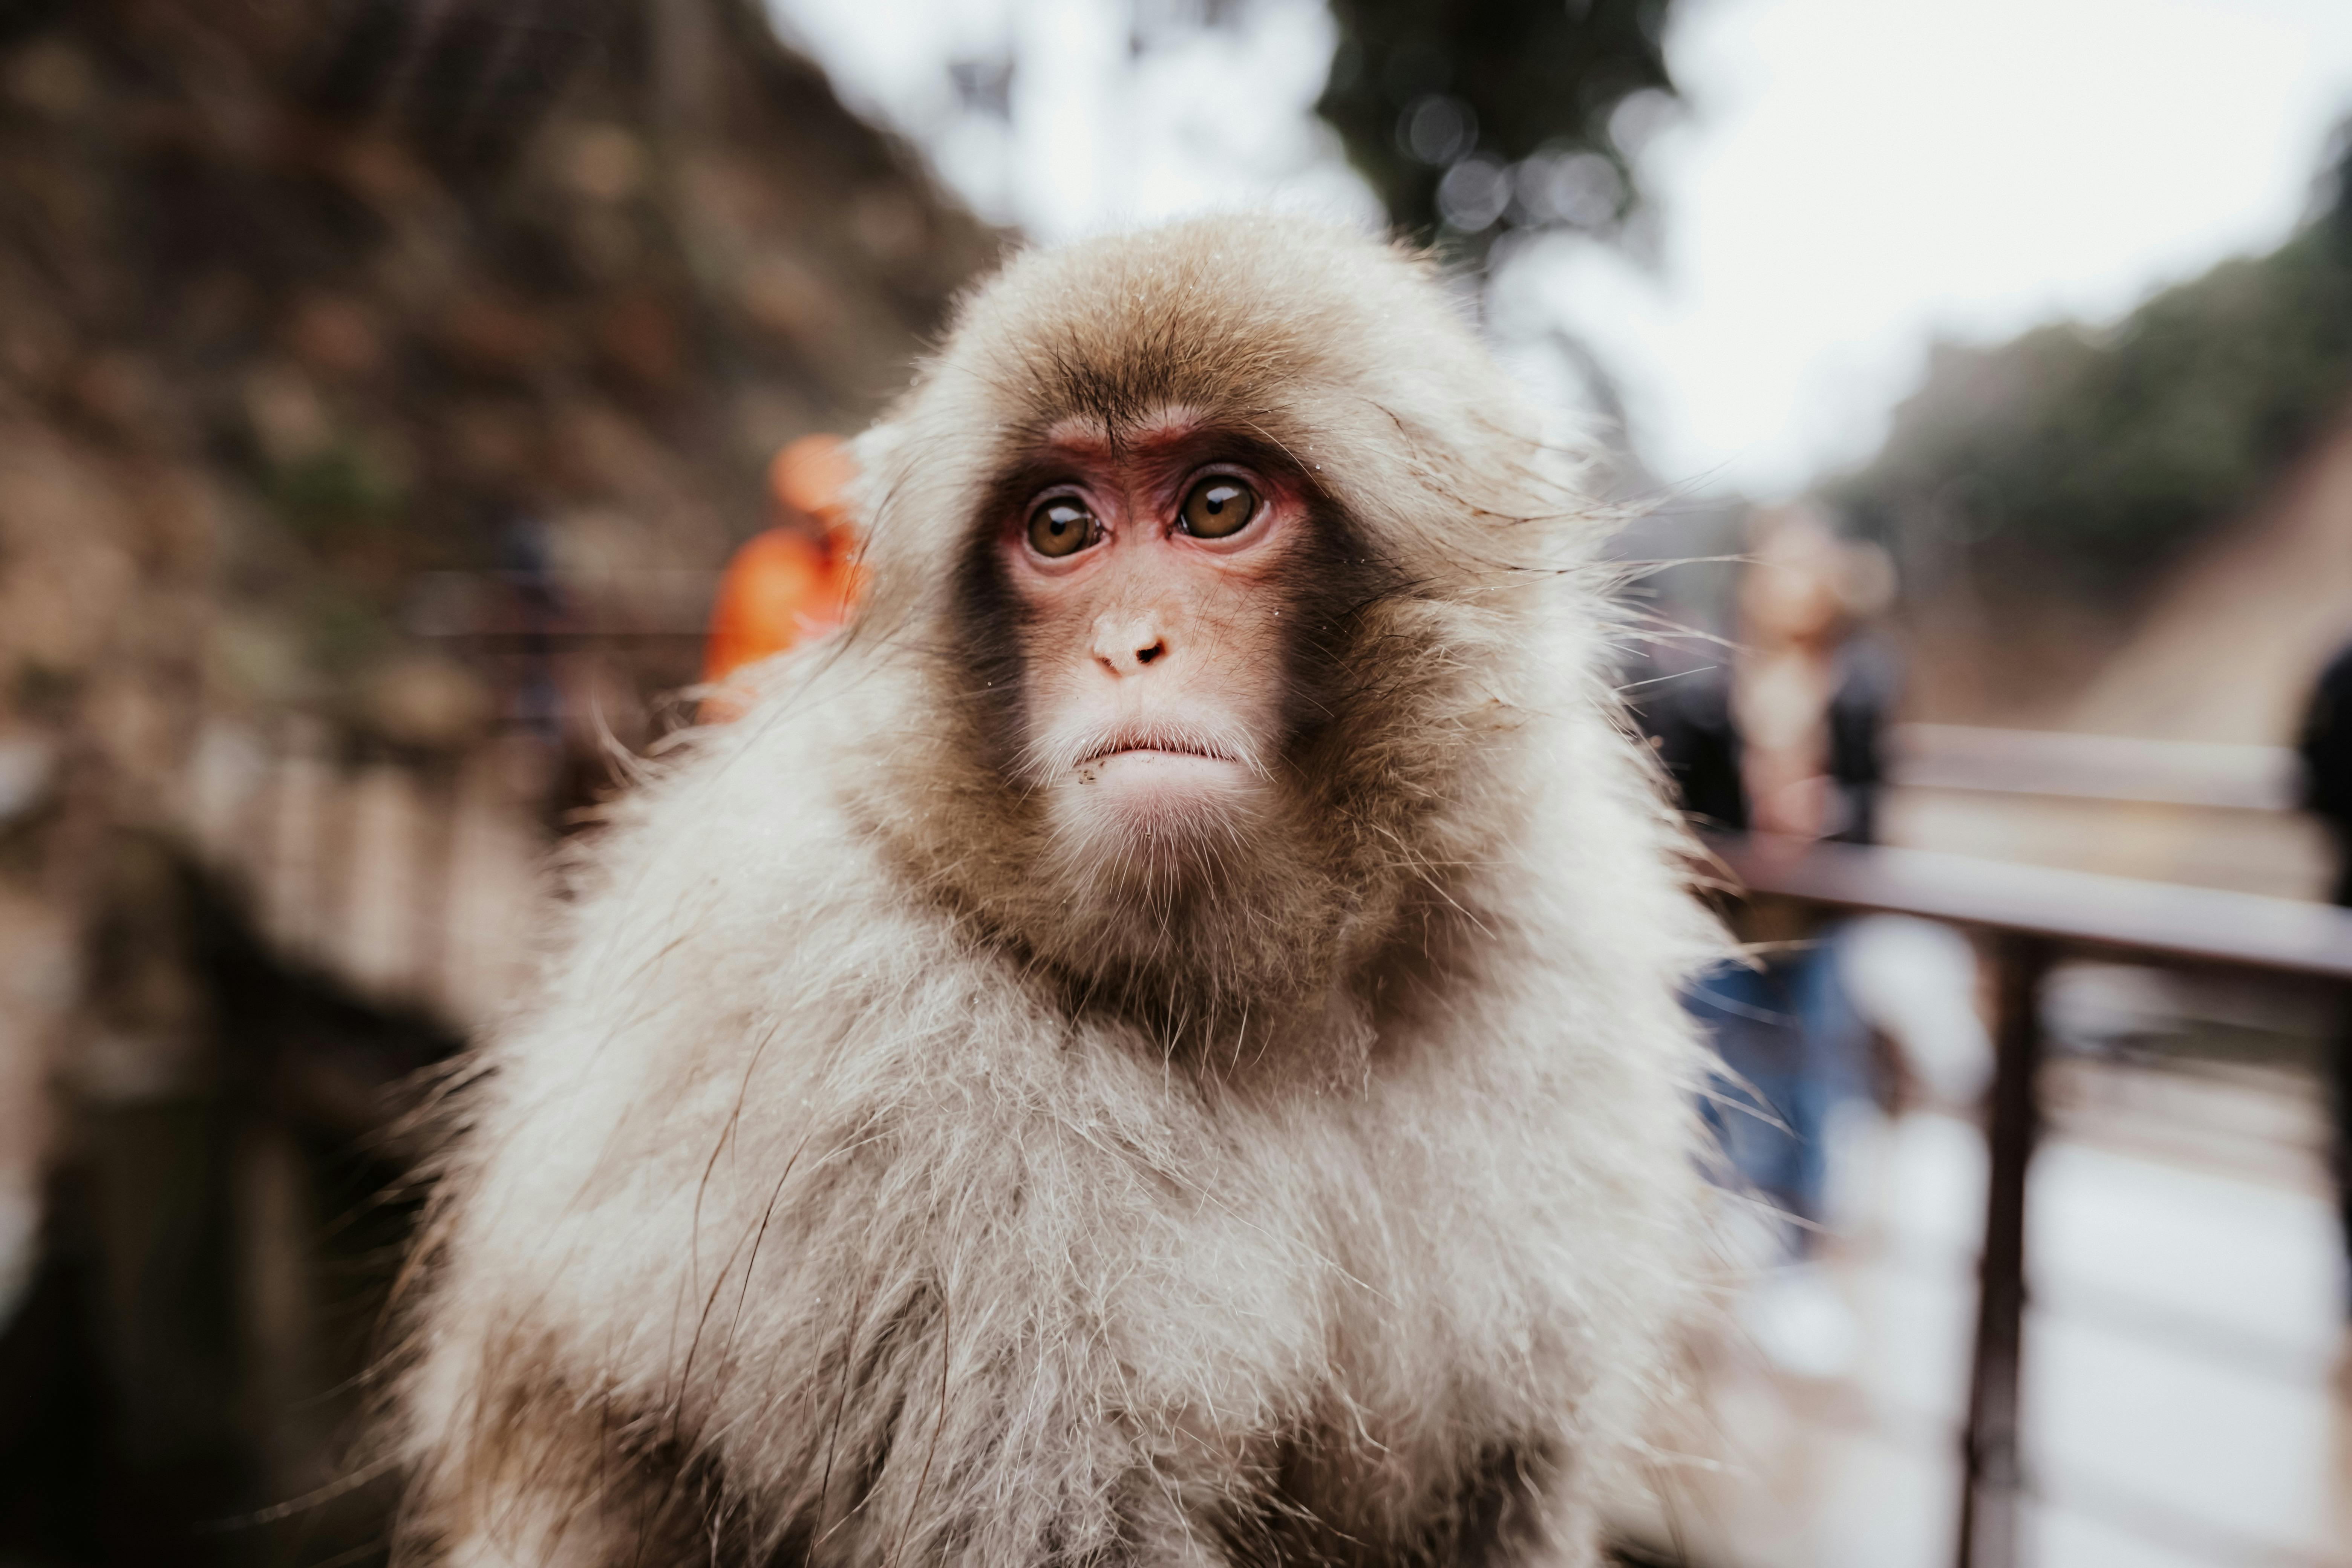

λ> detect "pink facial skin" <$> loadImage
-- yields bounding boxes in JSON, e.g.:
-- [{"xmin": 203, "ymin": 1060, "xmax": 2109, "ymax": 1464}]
[{"xmin": 999, "ymin": 416, "xmax": 1309, "ymax": 876}]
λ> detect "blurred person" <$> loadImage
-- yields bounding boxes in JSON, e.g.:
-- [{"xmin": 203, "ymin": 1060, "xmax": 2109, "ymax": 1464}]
[
  {"xmin": 2296, "ymin": 635, "xmax": 2352, "ymax": 1292},
  {"xmin": 495, "ymin": 510, "xmax": 568, "ymax": 747},
  {"xmin": 1730, "ymin": 505, "xmax": 1898, "ymax": 848},
  {"xmin": 1639, "ymin": 510, "xmax": 1896, "ymax": 843},
  {"xmin": 1642, "ymin": 504, "xmax": 1902, "ymax": 1376},
  {"xmin": 488, "ymin": 508, "xmax": 616, "ymax": 827},
  {"xmin": 700, "ymin": 433, "xmax": 863, "ymax": 720}
]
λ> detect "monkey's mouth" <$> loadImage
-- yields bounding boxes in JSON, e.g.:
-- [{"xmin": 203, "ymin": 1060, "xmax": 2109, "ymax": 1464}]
[
  {"xmin": 1018, "ymin": 717, "xmax": 1266, "ymax": 793},
  {"xmin": 1078, "ymin": 736, "xmax": 1237, "ymax": 766}
]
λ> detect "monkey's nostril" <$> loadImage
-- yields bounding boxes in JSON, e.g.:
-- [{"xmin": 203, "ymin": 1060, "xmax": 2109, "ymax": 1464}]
[{"xmin": 1135, "ymin": 642, "xmax": 1164, "ymax": 666}]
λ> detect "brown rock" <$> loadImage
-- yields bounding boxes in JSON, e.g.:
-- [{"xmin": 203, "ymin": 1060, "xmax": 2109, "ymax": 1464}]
[{"xmin": 287, "ymin": 294, "xmax": 384, "ymax": 379}]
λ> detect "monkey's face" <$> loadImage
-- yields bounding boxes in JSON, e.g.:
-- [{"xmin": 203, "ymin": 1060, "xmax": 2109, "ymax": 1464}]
[
  {"xmin": 991, "ymin": 415, "xmax": 1309, "ymax": 885},
  {"xmin": 857, "ymin": 218, "xmax": 1557, "ymax": 1018}
]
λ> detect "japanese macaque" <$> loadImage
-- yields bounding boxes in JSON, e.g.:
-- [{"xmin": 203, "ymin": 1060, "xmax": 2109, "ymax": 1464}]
[{"xmin": 390, "ymin": 215, "xmax": 1720, "ymax": 1566}]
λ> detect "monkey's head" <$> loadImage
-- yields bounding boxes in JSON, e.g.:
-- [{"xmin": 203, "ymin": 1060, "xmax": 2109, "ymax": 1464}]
[{"xmin": 845, "ymin": 216, "xmax": 1577, "ymax": 1037}]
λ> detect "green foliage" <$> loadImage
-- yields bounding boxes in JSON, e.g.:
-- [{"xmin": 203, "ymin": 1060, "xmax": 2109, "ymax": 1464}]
[
  {"xmin": 1315, "ymin": 0, "xmax": 1675, "ymax": 250},
  {"xmin": 1838, "ymin": 133, "xmax": 2352, "ymax": 589},
  {"xmin": 305, "ymin": 587, "xmax": 397, "ymax": 680},
  {"xmin": 267, "ymin": 441, "xmax": 406, "ymax": 539}
]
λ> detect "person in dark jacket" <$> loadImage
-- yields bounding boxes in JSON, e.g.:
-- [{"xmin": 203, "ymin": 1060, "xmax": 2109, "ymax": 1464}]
[
  {"xmin": 1632, "ymin": 505, "xmax": 1898, "ymax": 1374},
  {"xmin": 2297, "ymin": 639, "xmax": 2352, "ymax": 1275}
]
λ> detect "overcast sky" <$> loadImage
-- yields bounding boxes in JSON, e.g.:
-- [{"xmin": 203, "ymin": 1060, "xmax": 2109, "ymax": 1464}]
[{"xmin": 770, "ymin": 0, "xmax": 2352, "ymax": 500}]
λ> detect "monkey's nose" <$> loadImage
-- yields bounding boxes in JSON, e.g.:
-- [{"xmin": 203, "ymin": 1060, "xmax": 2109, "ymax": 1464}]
[{"xmin": 1092, "ymin": 612, "xmax": 1168, "ymax": 674}]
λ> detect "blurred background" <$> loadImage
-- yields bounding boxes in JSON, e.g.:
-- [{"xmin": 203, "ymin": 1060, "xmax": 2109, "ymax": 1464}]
[{"xmin": 0, "ymin": 0, "xmax": 2346, "ymax": 1563}]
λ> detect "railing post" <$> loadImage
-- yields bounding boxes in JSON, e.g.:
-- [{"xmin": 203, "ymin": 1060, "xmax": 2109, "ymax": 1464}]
[{"xmin": 1957, "ymin": 931, "xmax": 2054, "ymax": 1568}]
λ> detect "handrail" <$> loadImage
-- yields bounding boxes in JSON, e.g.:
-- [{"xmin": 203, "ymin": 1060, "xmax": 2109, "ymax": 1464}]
[
  {"xmin": 1713, "ymin": 833, "xmax": 2352, "ymax": 980},
  {"xmin": 1889, "ymin": 724, "xmax": 2300, "ymax": 812},
  {"xmin": 1707, "ymin": 833, "xmax": 2352, "ymax": 1568}
]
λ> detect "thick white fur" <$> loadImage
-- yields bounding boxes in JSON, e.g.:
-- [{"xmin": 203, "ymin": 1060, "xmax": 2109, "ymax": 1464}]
[{"xmin": 392, "ymin": 216, "xmax": 1720, "ymax": 1566}]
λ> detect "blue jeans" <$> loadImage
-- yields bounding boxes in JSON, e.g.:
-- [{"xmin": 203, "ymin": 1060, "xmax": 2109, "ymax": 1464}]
[{"xmin": 1690, "ymin": 931, "xmax": 1869, "ymax": 1250}]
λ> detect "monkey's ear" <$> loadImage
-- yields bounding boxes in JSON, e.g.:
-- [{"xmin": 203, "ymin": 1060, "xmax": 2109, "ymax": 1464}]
[
  {"xmin": 842, "ymin": 420, "xmax": 932, "ymax": 635},
  {"xmin": 846, "ymin": 422, "xmax": 905, "ymax": 527}
]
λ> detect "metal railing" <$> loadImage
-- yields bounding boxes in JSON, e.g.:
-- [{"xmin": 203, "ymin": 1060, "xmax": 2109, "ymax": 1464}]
[
  {"xmin": 1889, "ymin": 724, "xmax": 2300, "ymax": 812},
  {"xmin": 1713, "ymin": 833, "xmax": 2352, "ymax": 1568}
]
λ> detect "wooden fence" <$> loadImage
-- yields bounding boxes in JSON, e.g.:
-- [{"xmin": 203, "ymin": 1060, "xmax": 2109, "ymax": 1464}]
[{"xmin": 1715, "ymin": 833, "xmax": 2352, "ymax": 1568}]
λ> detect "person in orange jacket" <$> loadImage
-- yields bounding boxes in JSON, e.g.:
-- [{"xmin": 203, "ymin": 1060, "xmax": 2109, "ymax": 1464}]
[{"xmin": 701, "ymin": 434, "xmax": 862, "ymax": 719}]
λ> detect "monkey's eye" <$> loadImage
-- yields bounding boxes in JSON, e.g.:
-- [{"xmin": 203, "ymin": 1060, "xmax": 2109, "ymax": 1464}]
[
  {"xmin": 1026, "ymin": 498, "xmax": 1098, "ymax": 558},
  {"xmin": 1179, "ymin": 477, "xmax": 1258, "ymax": 539}
]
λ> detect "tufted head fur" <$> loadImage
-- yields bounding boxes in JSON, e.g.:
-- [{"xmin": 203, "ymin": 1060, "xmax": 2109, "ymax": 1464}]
[{"xmin": 841, "ymin": 217, "xmax": 1591, "ymax": 1054}]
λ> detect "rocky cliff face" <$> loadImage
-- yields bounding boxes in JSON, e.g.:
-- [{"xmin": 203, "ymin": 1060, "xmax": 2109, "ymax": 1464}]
[
  {"xmin": 0, "ymin": 6, "xmax": 996, "ymax": 1559},
  {"xmin": 0, "ymin": 0, "xmax": 995, "ymax": 767}
]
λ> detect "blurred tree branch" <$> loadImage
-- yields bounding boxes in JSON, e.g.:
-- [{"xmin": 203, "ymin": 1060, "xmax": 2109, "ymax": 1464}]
[{"xmin": 1314, "ymin": 0, "xmax": 1677, "ymax": 257}]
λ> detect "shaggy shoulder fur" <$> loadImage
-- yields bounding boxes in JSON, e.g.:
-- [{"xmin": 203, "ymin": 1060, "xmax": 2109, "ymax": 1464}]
[{"xmin": 389, "ymin": 215, "xmax": 1719, "ymax": 1567}]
